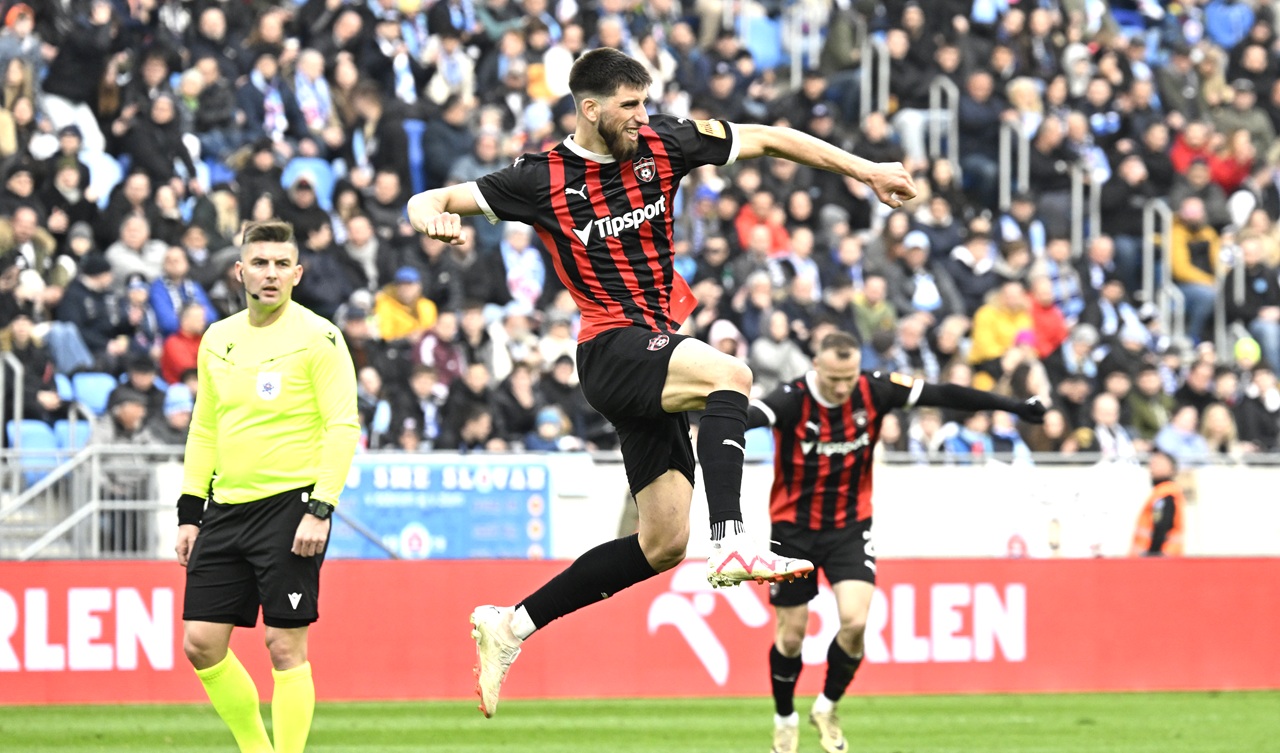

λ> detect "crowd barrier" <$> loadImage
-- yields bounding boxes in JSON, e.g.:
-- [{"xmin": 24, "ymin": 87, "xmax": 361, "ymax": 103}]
[{"xmin": 2, "ymin": 557, "xmax": 1277, "ymax": 705}]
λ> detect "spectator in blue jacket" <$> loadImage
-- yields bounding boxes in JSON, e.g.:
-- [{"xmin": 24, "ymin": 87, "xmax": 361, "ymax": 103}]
[{"xmin": 149, "ymin": 246, "xmax": 218, "ymax": 338}]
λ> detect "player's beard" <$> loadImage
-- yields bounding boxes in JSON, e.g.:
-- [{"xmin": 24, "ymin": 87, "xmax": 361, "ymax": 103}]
[{"xmin": 598, "ymin": 115, "xmax": 639, "ymax": 162}]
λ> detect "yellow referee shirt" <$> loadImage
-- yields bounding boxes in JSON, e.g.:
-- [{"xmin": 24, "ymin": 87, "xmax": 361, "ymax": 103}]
[{"xmin": 181, "ymin": 301, "xmax": 359, "ymax": 506}]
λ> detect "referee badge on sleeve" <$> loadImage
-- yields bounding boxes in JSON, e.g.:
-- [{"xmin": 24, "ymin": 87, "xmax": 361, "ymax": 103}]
[{"xmin": 257, "ymin": 372, "xmax": 282, "ymax": 401}]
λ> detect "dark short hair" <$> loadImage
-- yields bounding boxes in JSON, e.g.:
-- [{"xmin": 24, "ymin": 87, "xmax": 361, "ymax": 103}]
[
  {"xmin": 568, "ymin": 48, "xmax": 652, "ymax": 102},
  {"xmin": 242, "ymin": 219, "xmax": 295, "ymax": 246},
  {"xmin": 817, "ymin": 331, "xmax": 861, "ymax": 359}
]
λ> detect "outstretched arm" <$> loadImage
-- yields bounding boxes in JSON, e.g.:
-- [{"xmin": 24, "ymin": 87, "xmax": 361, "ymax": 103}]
[
  {"xmin": 733, "ymin": 123, "xmax": 917, "ymax": 208},
  {"xmin": 406, "ymin": 183, "xmax": 485, "ymax": 243},
  {"xmin": 915, "ymin": 382, "xmax": 1047, "ymax": 423}
]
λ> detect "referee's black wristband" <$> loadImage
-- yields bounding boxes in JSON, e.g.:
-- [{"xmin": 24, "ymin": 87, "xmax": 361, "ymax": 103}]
[{"xmin": 177, "ymin": 494, "xmax": 206, "ymax": 527}]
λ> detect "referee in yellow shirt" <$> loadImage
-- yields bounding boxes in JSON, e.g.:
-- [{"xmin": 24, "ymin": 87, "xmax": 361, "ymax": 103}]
[{"xmin": 174, "ymin": 219, "xmax": 359, "ymax": 753}]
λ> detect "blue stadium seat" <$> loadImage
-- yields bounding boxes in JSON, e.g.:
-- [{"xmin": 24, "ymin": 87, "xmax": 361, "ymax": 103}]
[
  {"xmin": 739, "ymin": 16, "xmax": 784, "ymax": 72},
  {"xmin": 204, "ymin": 158, "xmax": 237, "ymax": 188},
  {"xmin": 6, "ymin": 419, "xmax": 60, "ymax": 485},
  {"xmin": 72, "ymin": 372, "xmax": 120, "ymax": 416},
  {"xmin": 403, "ymin": 118, "xmax": 427, "ymax": 194},
  {"xmin": 54, "ymin": 373, "xmax": 73, "ymax": 402},
  {"xmin": 281, "ymin": 158, "xmax": 336, "ymax": 211},
  {"xmin": 744, "ymin": 426, "xmax": 775, "ymax": 462},
  {"xmin": 53, "ymin": 419, "xmax": 92, "ymax": 451}
]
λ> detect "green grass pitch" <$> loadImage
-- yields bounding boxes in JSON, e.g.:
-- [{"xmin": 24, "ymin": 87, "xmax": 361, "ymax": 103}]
[{"xmin": 1, "ymin": 692, "xmax": 1274, "ymax": 752}]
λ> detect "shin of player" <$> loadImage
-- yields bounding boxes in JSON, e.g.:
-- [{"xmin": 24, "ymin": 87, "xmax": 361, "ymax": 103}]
[{"xmin": 176, "ymin": 220, "xmax": 360, "ymax": 753}]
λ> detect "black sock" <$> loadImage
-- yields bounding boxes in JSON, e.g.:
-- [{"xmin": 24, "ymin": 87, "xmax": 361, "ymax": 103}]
[
  {"xmin": 770, "ymin": 645, "xmax": 803, "ymax": 716},
  {"xmin": 518, "ymin": 534, "xmax": 658, "ymax": 629},
  {"xmin": 699, "ymin": 390, "xmax": 748, "ymax": 537},
  {"xmin": 822, "ymin": 638, "xmax": 863, "ymax": 702}
]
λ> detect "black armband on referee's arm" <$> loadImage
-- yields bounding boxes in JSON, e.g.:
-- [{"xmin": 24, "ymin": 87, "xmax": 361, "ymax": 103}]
[{"xmin": 177, "ymin": 494, "xmax": 206, "ymax": 527}]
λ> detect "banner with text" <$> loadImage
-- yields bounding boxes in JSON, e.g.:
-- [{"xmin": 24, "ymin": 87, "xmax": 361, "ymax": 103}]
[
  {"xmin": 328, "ymin": 456, "xmax": 551, "ymax": 559},
  {"xmin": 1, "ymin": 558, "xmax": 1277, "ymax": 704}
]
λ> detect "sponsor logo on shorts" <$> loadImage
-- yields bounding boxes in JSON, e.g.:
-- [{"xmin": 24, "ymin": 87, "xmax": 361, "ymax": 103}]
[
  {"xmin": 288, "ymin": 592, "xmax": 302, "ymax": 609},
  {"xmin": 647, "ymin": 334, "xmax": 670, "ymax": 351}
]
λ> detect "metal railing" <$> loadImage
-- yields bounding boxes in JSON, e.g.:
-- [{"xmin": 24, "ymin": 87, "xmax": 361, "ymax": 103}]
[
  {"xmin": 859, "ymin": 34, "xmax": 889, "ymax": 116},
  {"xmin": 1215, "ymin": 243, "xmax": 1250, "ymax": 355},
  {"xmin": 1070, "ymin": 164, "xmax": 1086, "ymax": 255},
  {"xmin": 0, "ymin": 445, "xmax": 399, "ymax": 560},
  {"xmin": 785, "ymin": 0, "xmax": 841, "ymax": 88},
  {"xmin": 1141, "ymin": 198, "xmax": 1187, "ymax": 340},
  {"xmin": 998, "ymin": 120, "xmax": 1030, "ymax": 211},
  {"xmin": 927, "ymin": 76, "xmax": 961, "ymax": 170},
  {"xmin": 0, "ymin": 352, "xmax": 24, "ymax": 497}
]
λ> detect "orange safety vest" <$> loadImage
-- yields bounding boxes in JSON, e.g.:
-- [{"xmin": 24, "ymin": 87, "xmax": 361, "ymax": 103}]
[{"xmin": 1130, "ymin": 480, "xmax": 1185, "ymax": 556}]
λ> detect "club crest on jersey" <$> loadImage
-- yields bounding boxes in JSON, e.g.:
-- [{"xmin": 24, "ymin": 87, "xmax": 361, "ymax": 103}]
[
  {"xmin": 633, "ymin": 156, "xmax": 657, "ymax": 183},
  {"xmin": 647, "ymin": 334, "xmax": 670, "ymax": 351},
  {"xmin": 257, "ymin": 372, "xmax": 282, "ymax": 401},
  {"xmin": 853, "ymin": 409, "xmax": 868, "ymax": 428}
]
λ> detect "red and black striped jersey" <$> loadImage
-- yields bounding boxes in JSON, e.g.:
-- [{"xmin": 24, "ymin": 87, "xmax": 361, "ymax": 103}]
[
  {"xmin": 754, "ymin": 370, "xmax": 923, "ymax": 529},
  {"xmin": 469, "ymin": 114, "xmax": 739, "ymax": 342}
]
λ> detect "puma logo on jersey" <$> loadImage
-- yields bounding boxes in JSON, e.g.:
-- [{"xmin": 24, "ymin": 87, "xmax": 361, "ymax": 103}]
[
  {"xmin": 564, "ymin": 183, "xmax": 589, "ymax": 200},
  {"xmin": 571, "ymin": 195, "xmax": 667, "ymax": 246}
]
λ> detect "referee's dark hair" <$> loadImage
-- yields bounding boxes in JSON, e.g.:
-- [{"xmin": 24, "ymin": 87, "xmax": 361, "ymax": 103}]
[
  {"xmin": 242, "ymin": 219, "xmax": 295, "ymax": 246},
  {"xmin": 817, "ymin": 331, "xmax": 862, "ymax": 359},
  {"xmin": 568, "ymin": 47, "xmax": 652, "ymax": 101}
]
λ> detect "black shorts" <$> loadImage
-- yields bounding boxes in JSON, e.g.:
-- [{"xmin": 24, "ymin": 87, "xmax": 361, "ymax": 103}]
[
  {"xmin": 183, "ymin": 487, "xmax": 326, "ymax": 629},
  {"xmin": 577, "ymin": 326, "xmax": 695, "ymax": 496},
  {"xmin": 769, "ymin": 518, "xmax": 876, "ymax": 607}
]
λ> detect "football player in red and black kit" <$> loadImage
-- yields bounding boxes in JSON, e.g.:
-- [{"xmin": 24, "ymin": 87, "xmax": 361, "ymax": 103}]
[
  {"xmin": 407, "ymin": 47, "xmax": 917, "ymax": 718},
  {"xmin": 751, "ymin": 331, "xmax": 1045, "ymax": 753}
]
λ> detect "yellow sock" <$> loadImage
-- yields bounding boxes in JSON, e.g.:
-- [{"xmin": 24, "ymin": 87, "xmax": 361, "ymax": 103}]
[
  {"xmin": 194, "ymin": 650, "xmax": 273, "ymax": 753},
  {"xmin": 271, "ymin": 661, "xmax": 316, "ymax": 753}
]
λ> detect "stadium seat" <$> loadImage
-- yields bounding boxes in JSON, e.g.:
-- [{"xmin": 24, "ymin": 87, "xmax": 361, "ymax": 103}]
[
  {"xmin": 53, "ymin": 419, "xmax": 92, "ymax": 451},
  {"xmin": 72, "ymin": 372, "xmax": 120, "ymax": 416},
  {"xmin": 744, "ymin": 426, "xmax": 775, "ymax": 462},
  {"xmin": 6, "ymin": 419, "xmax": 60, "ymax": 485},
  {"xmin": 54, "ymin": 373, "xmax": 73, "ymax": 402},
  {"xmin": 281, "ymin": 157, "xmax": 336, "ymax": 211},
  {"xmin": 205, "ymin": 158, "xmax": 237, "ymax": 188},
  {"xmin": 403, "ymin": 118, "xmax": 428, "ymax": 195},
  {"xmin": 738, "ymin": 16, "xmax": 784, "ymax": 72}
]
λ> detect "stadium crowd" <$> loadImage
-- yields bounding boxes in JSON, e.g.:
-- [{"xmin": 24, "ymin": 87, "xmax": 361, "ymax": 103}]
[{"xmin": 1, "ymin": 0, "xmax": 1280, "ymax": 467}]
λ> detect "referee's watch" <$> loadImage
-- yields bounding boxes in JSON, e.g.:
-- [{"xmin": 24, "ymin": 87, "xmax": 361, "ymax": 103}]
[{"xmin": 305, "ymin": 497, "xmax": 335, "ymax": 520}]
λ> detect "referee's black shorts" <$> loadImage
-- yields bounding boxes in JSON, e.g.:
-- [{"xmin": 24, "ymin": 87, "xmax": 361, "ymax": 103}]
[
  {"xmin": 183, "ymin": 486, "xmax": 326, "ymax": 629},
  {"xmin": 577, "ymin": 326, "xmax": 696, "ymax": 497},
  {"xmin": 768, "ymin": 517, "xmax": 876, "ymax": 607}
]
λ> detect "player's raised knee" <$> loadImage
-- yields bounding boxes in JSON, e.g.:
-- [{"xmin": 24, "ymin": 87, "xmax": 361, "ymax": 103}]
[
  {"xmin": 641, "ymin": 525, "xmax": 689, "ymax": 572},
  {"xmin": 711, "ymin": 358, "xmax": 752, "ymax": 395}
]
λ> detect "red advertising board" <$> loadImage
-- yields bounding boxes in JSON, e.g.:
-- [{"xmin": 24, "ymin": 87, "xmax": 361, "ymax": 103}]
[{"xmin": 1, "ymin": 558, "xmax": 1277, "ymax": 705}]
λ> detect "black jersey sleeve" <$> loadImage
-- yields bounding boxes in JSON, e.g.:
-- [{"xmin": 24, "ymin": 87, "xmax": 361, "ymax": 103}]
[
  {"xmin": 867, "ymin": 370, "xmax": 924, "ymax": 412},
  {"xmin": 471, "ymin": 156, "xmax": 542, "ymax": 225},
  {"xmin": 749, "ymin": 379, "xmax": 806, "ymax": 429},
  {"xmin": 648, "ymin": 113, "xmax": 740, "ymax": 178},
  {"xmin": 869, "ymin": 370, "xmax": 1038, "ymax": 418}
]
